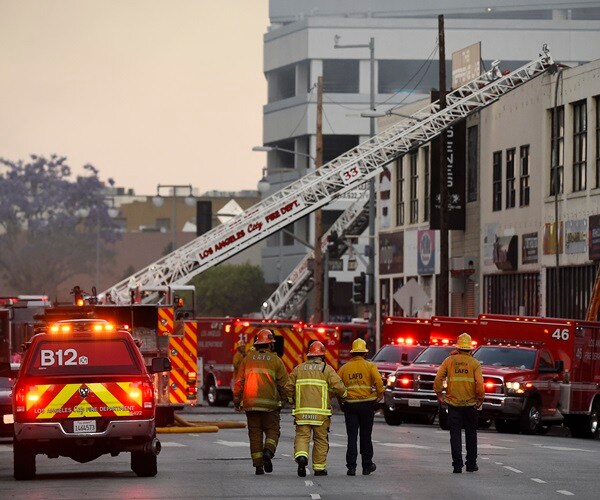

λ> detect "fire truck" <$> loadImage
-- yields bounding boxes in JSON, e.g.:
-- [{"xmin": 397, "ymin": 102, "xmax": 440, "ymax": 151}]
[
  {"xmin": 476, "ymin": 314, "xmax": 600, "ymax": 437},
  {"xmin": 34, "ymin": 286, "xmax": 198, "ymax": 426},
  {"xmin": 198, "ymin": 317, "xmax": 340, "ymax": 406},
  {"xmin": 382, "ymin": 316, "xmax": 480, "ymax": 426}
]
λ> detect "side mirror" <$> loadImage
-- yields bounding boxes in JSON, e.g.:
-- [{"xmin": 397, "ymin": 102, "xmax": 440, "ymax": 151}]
[
  {"xmin": 150, "ymin": 357, "xmax": 172, "ymax": 373},
  {"xmin": 401, "ymin": 352, "xmax": 410, "ymax": 365}
]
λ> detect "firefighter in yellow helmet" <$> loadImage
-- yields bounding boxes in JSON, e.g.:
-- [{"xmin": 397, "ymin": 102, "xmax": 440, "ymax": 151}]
[
  {"xmin": 433, "ymin": 332, "xmax": 484, "ymax": 473},
  {"xmin": 285, "ymin": 341, "xmax": 347, "ymax": 477},
  {"xmin": 337, "ymin": 338, "xmax": 384, "ymax": 476},
  {"xmin": 232, "ymin": 339, "xmax": 246, "ymax": 379},
  {"xmin": 233, "ymin": 329, "xmax": 288, "ymax": 475}
]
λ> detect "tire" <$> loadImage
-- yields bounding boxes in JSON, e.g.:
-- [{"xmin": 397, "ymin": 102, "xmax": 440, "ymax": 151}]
[
  {"xmin": 569, "ymin": 401, "xmax": 600, "ymax": 439},
  {"xmin": 520, "ymin": 399, "xmax": 541, "ymax": 434},
  {"xmin": 13, "ymin": 441, "xmax": 36, "ymax": 480},
  {"xmin": 207, "ymin": 384, "xmax": 231, "ymax": 407},
  {"xmin": 383, "ymin": 406, "xmax": 403, "ymax": 426},
  {"xmin": 131, "ymin": 451, "xmax": 158, "ymax": 477},
  {"xmin": 438, "ymin": 406, "xmax": 449, "ymax": 431}
]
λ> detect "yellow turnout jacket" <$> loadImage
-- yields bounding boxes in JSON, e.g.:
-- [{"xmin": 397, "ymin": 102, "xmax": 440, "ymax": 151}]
[
  {"xmin": 338, "ymin": 355, "xmax": 384, "ymax": 403},
  {"xmin": 433, "ymin": 350, "xmax": 484, "ymax": 407}
]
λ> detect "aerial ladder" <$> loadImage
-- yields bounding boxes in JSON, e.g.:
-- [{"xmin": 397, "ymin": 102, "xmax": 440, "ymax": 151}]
[{"xmin": 101, "ymin": 46, "xmax": 555, "ymax": 305}]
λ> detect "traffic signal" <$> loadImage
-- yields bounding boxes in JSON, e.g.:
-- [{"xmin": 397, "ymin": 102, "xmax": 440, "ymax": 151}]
[
  {"xmin": 352, "ymin": 273, "xmax": 366, "ymax": 303},
  {"xmin": 327, "ymin": 230, "xmax": 340, "ymax": 259}
]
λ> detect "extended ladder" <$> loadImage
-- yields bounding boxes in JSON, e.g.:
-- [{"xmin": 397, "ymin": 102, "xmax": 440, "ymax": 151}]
[{"xmin": 102, "ymin": 47, "xmax": 554, "ymax": 305}]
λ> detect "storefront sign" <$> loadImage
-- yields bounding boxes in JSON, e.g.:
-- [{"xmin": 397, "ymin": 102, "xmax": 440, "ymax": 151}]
[
  {"xmin": 565, "ymin": 219, "xmax": 587, "ymax": 254},
  {"xmin": 521, "ymin": 232, "xmax": 538, "ymax": 264},
  {"xmin": 543, "ymin": 222, "xmax": 563, "ymax": 255},
  {"xmin": 590, "ymin": 214, "xmax": 600, "ymax": 261},
  {"xmin": 493, "ymin": 235, "xmax": 518, "ymax": 271},
  {"xmin": 417, "ymin": 230, "xmax": 435, "ymax": 275},
  {"xmin": 379, "ymin": 231, "xmax": 404, "ymax": 275}
]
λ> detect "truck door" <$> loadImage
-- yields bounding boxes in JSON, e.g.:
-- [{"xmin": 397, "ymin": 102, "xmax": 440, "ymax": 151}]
[{"xmin": 537, "ymin": 349, "xmax": 561, "ymax": 417}]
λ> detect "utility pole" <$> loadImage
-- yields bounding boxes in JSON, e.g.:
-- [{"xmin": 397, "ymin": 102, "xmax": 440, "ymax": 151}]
[
  {"xmin": 313, "ymin": 76, "xmax": 324, "ymax": 322},
  {"xmin": 437, "ymin": 14, "xmax": 449, "ymax": 316}
]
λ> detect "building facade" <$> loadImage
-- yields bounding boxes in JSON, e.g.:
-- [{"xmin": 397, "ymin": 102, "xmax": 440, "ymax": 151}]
[{"xmin": 261, "ymin": 0, "xmax": 600, "ymax": 322}]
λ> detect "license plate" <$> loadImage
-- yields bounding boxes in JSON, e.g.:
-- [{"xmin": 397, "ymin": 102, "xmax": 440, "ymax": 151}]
[
  {"xmin": 73, "ymin": 420, "xmax": 96, "ymax": 433},
  {"xmin": 3, "ymin": 414, "xmax": 14, "ymax": 425},
  {"xmin": 408, "ymin": 399, "xmax": 421, "ymax": 408}
]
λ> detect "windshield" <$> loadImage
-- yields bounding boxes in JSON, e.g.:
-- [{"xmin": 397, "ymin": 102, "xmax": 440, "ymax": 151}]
[
  {"xmin": 371, "ymin": 345, "xmax": 424, "ymax": 363},
  {"xmin": 27, "ymin": 338, "xmax": 143, "ymax": 376},
  {"xmin": 413, "ymin": 346, "xmax": 454, "ymax": 364},
  {"xmin": 473, "ymin": 347, "xmax": 536, "ymax": 369}
]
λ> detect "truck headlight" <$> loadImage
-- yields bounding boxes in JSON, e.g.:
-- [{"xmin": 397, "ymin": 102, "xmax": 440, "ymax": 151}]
[
  {"xmin": 387, "ymin": 375, "xmax": 396, "ymax": 387},
  {"xmin": 505, "ymin": 381, "xmax": 524, "ymax": 394}
]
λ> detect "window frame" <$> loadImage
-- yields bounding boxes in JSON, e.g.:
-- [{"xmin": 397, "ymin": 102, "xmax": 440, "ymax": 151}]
[
  {"xmin": 505, "ymin": 148, "xmax": 516, "ymax": 209},
  {"xmin": 395, "ymin": 158, "xmax": 405, "ymax": 226},
  {"xmin": 519, "ymin": 145, "xmax": 530, "ymax": 207},
  {"xmin": 550, "ymin": 106, "xmax": 564, "ymax": 196},
  {"xmin": 409, "ymin": 151, "xmax": 419, "ymax": 223},
  {"xmin": 492, "ymin": 151, "xmax": 502, "ymax": 212},
  {"xmin": 572, "ymin": 99, "xmax": 587, "ymax": 192}
]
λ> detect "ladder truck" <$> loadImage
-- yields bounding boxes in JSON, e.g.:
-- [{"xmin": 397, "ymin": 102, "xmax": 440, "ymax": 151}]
[{"xmin": 101, "ymin": 47, "xmax": 555, "ymax": 314}]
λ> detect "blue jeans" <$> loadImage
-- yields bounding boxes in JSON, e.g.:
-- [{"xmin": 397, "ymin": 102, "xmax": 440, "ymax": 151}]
[{"xmin": 343, "ymin": 401, "xmax": 375, "ymax": 469}]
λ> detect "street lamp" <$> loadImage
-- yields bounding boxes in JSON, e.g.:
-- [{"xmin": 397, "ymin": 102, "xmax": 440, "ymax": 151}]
[
  {"xmin": 335, "ymin": 35, "xmax": 377, "ymax": 343},
  {"xmin": 152, "ymin": 184, "xmax": 195, "ymax": 251}
]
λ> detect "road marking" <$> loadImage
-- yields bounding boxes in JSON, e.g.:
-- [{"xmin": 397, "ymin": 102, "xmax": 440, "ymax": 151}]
[
  {"xmin": 531, "ymin": 478, "xmax": 547, "ymax": 484},
  {"xmin": 214, "ymin": 440, "xmax": 249, "ymax": 447},
  {"xmin": 494, "ymin": 462, "xmax": 504, "ymax": 465},
  {"xmin": 481, "ymin": 457, "xmax": 490, "ymax": 460},
  {"xmin": 160, "ymin": 442, "xmax": 186, "ymax": 447},
  {"xmin": 281, "ymin": 453, "xmax": 291, "ymax": 457},
  {"xmin": 380, "ymin": 443, "xmax": 431, "ymax": 449},
  {"xmin": 499, "ymin": 438, "xmax": 516, "ymax": 442},
  {"xmin": 329, "ymin": 442, "xmax": 345, "ymax": 447},
  {"xmin": 557, "ymin": 491, "xmax": 574, "ymax": 496},
  {"xmin": 305, "ymin": 480, "xmax": 313, "ymax": 487},
  {"xmin": 532, "ymin": 444, "xmax": 596, "ymax": 453},
  {"xmin": 310, "ymin": 495, "xmax": 321, "ymax": 500},
  {"xmin": 372, "ymin": 440, "xmax": 380, "ymax": 443},
  {"xmin": 503, "ymin": 466, "xmax": 523, "ymax": 473},
  {"xmin": 332, "ymin": 433, "xmax": 345, "ymax": 437},
  {"xmin": 478, "ymin": 444, "xmax": 514, "ymax": 450}
]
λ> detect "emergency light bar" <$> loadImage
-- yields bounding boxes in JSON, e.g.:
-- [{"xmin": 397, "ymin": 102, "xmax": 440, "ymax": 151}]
[{"xmin": 483, "ymin": 338, "xmax": 545, "ymax": 348}]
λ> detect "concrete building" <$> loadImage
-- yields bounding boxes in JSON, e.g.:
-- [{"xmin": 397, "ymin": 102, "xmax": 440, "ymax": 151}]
[{"xmin": 259, "ymin": 0, "xmax": 600, "ymax": 321}]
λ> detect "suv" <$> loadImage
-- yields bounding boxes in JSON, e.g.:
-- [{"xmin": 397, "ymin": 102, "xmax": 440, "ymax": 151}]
[
  {"xmin": 12, "ymin": 319, "xmax": 170, "ymax": 480},
  {"xmin": 383, "ymin": 345, "xmax": 455, "ymax": 426},
  {"xmin": 371, "ymin": 343, "xmax": 427, "ymax": 386},
  {"xmin": 0, "ymin": 363, "xmax": 19, "ymax": 437}
]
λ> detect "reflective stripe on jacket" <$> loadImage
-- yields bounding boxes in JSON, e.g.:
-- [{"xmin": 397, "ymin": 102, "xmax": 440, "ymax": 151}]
[
  {"xmin": 285, "ymin": 358, "xmax": 347, "ymax": 425},
  {"xmin": 433, "ymin": 350, "xmax": 484, "ymax": 407},
  {"xmin": 233, "ymin": 348, "xmax": 288, "ymax": 411},
  {"xmin": 338, "ymin": 356, "xmax": 384, "ymax": 403}
]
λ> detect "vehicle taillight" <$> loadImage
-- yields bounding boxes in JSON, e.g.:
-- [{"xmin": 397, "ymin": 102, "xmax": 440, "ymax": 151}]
[{"xmin": 130, "ymin": 381, "xmax": 154, "ymax": 409}]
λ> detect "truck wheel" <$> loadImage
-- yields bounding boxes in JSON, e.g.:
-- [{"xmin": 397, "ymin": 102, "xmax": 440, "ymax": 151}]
[
  {"xmin": 13, "ymin": 441, "xmax": 36, "ymax": 480},
  {"xmin": 207, "ymin": 384, "xmax": 231, "ymax": 407},
  {"xmin": 520, "ymin": 399, "xmax": 541, "ymax": 434},
  {"xmin": 131, "ymin": 451, "xmax": 158, "ymax": 477},
  {"xmin": 438, "ymin": 406, "xmax": 449, "ymax": 431},
  {"xmin": 383, "ymin": 406, "xmax": 403, "ymax": 426},
  {"xmin": 570, "ymin": 401, "xmax": 600, "ymax": 439}
]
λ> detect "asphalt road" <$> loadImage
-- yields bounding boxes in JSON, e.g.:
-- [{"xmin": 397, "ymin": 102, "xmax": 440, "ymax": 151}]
[{"xmin": 0, "ymin": 406, "xmax": 598, "ymax": 499}]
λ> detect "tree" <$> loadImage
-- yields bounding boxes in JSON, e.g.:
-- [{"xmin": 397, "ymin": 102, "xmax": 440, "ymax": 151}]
[
  {"xmin": 190, "ymin": 263, "xmax": 272, "ymax": 316},
  {"xmin": 0, "ymin": 155, "xmax": 120, "ymax": 296}
]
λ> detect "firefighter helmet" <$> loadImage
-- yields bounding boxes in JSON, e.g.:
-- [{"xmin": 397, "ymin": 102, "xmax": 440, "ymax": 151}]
[
  {"xmin": 254, "ymin": 329, "xmax": 275, "ymax": 345},
  {"xmin": 456, "ymin": 333, "xmax": 473, "ymax": 350},
  {"xmin": 307, "ymin": 341, "xmax": 325, "ymax": 357},
  {"xmin": 350, "ymin": 338, "xmax": 368, "ymax": 353}
]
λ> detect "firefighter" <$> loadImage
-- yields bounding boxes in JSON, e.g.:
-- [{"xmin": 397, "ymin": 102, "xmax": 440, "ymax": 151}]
[
  {"xmin": 232, "ymin": 340, "xmax": 246, "ymax": 379},
  {"xmin": 433, "ymin": 332, "xmax": 485, "ymax": 474},
  {"xmin": 233, "ymin": 329, "xmax": 288, "ymax": 475},
  {"xmin": 337, "ymin": 338, "xmax": 384, "ymax": 476},
  {"xmin": 285, "ymin": 341, "xmax": 347, "ymax": 477}
]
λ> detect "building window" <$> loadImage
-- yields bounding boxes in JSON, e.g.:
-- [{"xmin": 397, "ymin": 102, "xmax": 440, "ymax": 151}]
[
  {"xmin": 596, "ymin": 96, "xmax": 600, "ymax": 188},
  {"xmin": 323, "ymin": 60, "xmax": 359, "ymax": 93},
  {"xmin": 467, "ymin": 125, "xmax": 478, "ymax": 202},
  {"xmin": 409, "ymin": 151, "xmax": 418, "ymax": 223},
  {"xmin": 395, "ymin": 158, "xmax": 404, "ymax": 225},
  {"xmin": 506, "ymin": 148, "xmax": 516, "ymax": 209},
  {"xmin": 519, "ymin": 145, "xmax": 530, "ymax": 206},
  {"xmin": 423, "ymin": 147, "xmax": 430, "ymax": 222},
  {"xmin": 572, "ymin": 100, "xmax": 587, "ymax": 192},
  {"xmin": 550, "ymin": 106, "xmax": 564, "ymax": 195},
  {"xmin": 492, "ymin": 151, "xmax": 502, "ymax": 212}
]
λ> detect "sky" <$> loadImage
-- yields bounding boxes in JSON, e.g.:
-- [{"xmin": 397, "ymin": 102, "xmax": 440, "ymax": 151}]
[{"xmin": 0, "ymin": 0, "xmax": 269, "ymax": 196}]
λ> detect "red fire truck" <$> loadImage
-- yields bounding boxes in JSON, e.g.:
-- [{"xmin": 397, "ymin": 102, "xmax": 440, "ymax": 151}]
[
  {"xmin": 382, "ymin": 316, "xmax": 480, "ymax": 426},
  {"xmin": 476, "ymin": 314, "xmax": 600, "ymax": 437},
  {"xmin": 198, "ymin": 317, "xmax": 341, "ymax": 407}
]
